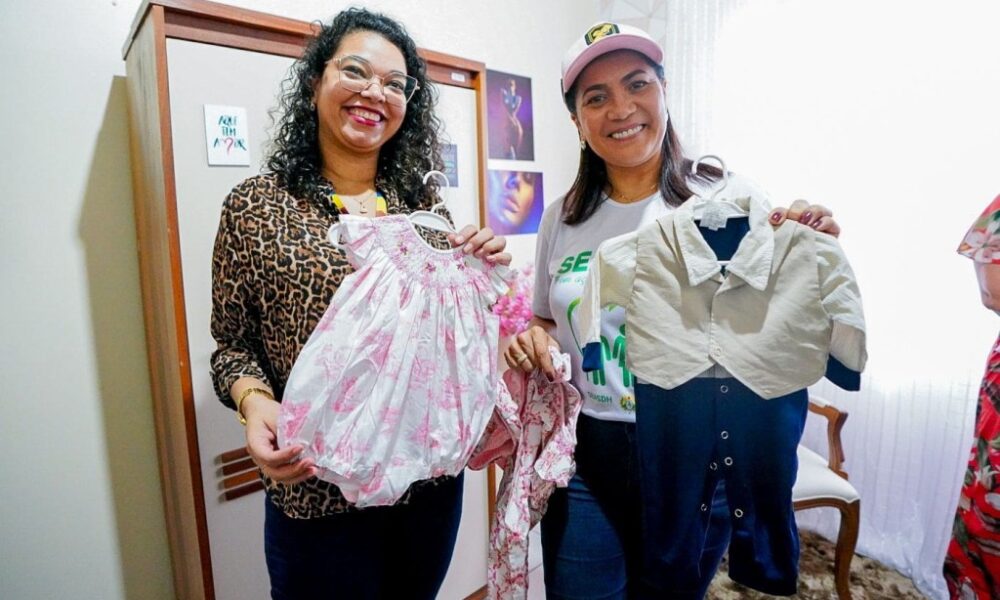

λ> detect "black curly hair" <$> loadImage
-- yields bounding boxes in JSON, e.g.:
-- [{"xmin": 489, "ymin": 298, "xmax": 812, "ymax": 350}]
[{"xmin": 265, "ymin": 7, "xmax": 443, "ymax": 209}]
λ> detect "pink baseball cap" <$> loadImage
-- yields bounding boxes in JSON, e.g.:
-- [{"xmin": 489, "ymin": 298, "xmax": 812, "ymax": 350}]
[{"xmin": 561, "ymin": 22, "xmax": 664, "ymax": 95}]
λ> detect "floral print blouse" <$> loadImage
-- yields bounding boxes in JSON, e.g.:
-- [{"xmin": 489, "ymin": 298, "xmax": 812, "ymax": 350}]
[{"xmin": 959, "ymin": 194, "xmax": 1000, "ymax": 263}]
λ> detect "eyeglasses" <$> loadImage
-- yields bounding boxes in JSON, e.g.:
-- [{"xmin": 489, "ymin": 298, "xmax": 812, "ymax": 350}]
[{"xmin": 330, "ymin": 55, "xmax": 420, "ymax": 106}]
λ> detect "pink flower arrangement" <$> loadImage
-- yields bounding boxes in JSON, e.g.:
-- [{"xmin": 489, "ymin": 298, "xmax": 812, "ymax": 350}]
[{"xmin": 493, "ymin": 263, "xmax": 534, "ymax": 337}]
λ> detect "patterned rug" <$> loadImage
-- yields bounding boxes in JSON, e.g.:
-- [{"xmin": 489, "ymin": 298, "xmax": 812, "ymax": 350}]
[{"xmin": 706, "ymin": 530, "xmax": 929, "ymax": 599}]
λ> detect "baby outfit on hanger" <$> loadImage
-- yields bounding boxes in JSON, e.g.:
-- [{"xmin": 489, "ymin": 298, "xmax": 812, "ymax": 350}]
[
  {"xmin": 578, "ymin": 192, "xmax": 866, "ymax": 398},
  {"xmin": 578, "ymin": 191, "xmax": 867, "ymax": 595},
  {"xmin": 278, "ymin": 214, "xmax": 512, "ymax": 508},
  {"xmin": 469, "ymin": 348, "xmax": 583, "ymax": 600}
]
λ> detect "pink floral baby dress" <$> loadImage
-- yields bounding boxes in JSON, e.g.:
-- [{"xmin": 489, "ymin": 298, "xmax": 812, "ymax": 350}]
[
  {"xmin": 469, "ymin": 349, "xmax": 583, "ymax": 600},
  {"xmin": 278, "ymin": 214, "xmax": 512, "ymax": 507}
]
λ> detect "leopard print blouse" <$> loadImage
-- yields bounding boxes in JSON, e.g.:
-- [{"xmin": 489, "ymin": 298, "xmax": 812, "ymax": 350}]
[{"xmin": 210, "ymin": 173, "xmax": 454, "ymax": 518}]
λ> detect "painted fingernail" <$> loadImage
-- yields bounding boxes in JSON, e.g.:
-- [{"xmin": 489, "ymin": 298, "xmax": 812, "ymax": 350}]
[
  {"xmin": 770, "ymin": 213, "xmax": 781, "ymax": 222},
  {"xmin": 802, "ymin": 211, "xmax": 813, "ymax": 222},
  {"xmin": 454, "ymin": 236, "xmax": 464, "ymax": 244}
]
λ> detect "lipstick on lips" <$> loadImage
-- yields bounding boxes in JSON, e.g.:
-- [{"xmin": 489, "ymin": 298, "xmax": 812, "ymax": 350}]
[{"xmin": 346, "ymin": 105, "xmax": 384, "ymax": 127}]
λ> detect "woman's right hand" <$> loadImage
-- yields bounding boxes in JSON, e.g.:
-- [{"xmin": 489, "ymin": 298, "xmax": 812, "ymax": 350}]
[
  {"xmin": 242, "ymin": 394, "xmax": 316, "ymax": 485},
  {"xmin": 504, "ymin": 321, "xmax": 561, "ymax": 381}
]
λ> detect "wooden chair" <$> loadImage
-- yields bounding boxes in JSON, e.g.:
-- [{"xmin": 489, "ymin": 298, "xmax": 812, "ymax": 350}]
[{"xmin": 792, "ymin": 395, "xmax": 861, "ymax": 600}]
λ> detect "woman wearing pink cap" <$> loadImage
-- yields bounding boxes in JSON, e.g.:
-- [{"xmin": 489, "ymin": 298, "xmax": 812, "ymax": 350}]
[{"xmin": 504, "ymin": 22, "xmax": 844, "ymax": 599}]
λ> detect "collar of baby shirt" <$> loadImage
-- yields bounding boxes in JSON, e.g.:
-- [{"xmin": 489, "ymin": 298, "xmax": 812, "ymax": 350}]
[{"xmin": 669, "ymin": 192, "xmax": 774, "ymax": 291}]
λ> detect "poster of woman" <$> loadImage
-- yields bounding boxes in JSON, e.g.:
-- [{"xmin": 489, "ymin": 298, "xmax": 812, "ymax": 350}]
[
  {"xmin": 486, "ymin": 70, "xmax": 534, "ymax": 160},
  {"xmin": 486, "ymin": 170, "xmax": 543, "ymax": 235}
]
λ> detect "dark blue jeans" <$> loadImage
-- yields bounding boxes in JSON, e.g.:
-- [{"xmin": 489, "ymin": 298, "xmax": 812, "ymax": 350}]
[
  {"xmin": 541, "ymin": 414, "xmax": 730, "ymax": 599},
  {"xmin": 264, "ymin": 473, "xmax": 463, "ymax": 600}
]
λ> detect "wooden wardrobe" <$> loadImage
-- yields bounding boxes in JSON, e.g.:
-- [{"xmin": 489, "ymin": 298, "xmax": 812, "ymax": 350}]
[{"xmin": 123, "ymin": 1, "xmax": 493, "ymax": 597}]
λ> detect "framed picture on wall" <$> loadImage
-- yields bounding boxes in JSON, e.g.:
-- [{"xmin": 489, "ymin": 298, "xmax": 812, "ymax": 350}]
[
  {"xmin": 486, "ymin": 169, "xmax": 543, "ymax": 235},
  {"xmin": 486, "ymin": 69, "xmax": 534, "ymax": 161},
  {"xmin": 440, "ymin": 143, "xmax": 459, "ymax": 187}
]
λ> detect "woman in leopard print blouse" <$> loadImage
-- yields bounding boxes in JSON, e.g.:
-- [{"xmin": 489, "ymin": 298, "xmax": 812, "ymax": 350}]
[{"xmin": 210, "ymin": 8, "xmax": 510, "ymax": 598}]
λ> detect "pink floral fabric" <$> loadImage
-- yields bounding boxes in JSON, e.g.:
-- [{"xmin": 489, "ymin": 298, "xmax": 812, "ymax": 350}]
[
  {"xmin": 959, "ymin": 194, "xmax": 1000, "ymax": 263},
  {"xmin": 469, "ymin": 349, "xmax": 583, "ymax": 600},
  {"xmin": 278, "ymin": 214, "xmax": 512, "ymax": 507}
]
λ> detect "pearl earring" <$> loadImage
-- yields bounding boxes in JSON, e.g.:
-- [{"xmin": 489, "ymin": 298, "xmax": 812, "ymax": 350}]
[{"xmin": 579, "ymin": 138, "xmax": 587, "ymax": 150}]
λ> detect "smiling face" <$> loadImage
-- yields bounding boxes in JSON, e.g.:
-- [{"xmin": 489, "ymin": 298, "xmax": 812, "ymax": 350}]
[
  {"xmin": 571, "ymin": 50, "xmax": 667, "ymax": 170},
  {"xmin": 313, "ymin": 30, "xmax": 408, "ymax": 159}
]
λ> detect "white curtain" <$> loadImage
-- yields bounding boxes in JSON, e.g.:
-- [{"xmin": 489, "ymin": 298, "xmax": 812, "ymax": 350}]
[
  {"xmin": 599, "ymin": 2, "xmax": 1000, "ymax": 598},
  {"xmin": 598, "ymin": 0, "xmax": 750, "ymax": 156}
]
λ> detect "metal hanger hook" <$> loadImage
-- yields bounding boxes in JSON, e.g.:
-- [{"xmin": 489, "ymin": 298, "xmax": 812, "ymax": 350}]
[
  {"xmin": 422, "ymin": 170, "xmax": 449, "ymax": 212},
  {"xmin": 692, "ymin": 154, "xmax": 729, "ymax": 201}
]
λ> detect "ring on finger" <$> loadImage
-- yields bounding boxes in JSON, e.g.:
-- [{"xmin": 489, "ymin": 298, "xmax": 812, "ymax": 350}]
[{"xmin": 511, "ymin": 351, "xmax": 528, "ymax": 364}]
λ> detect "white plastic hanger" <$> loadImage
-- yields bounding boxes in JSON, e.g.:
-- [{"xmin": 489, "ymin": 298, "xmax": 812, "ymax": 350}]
[
  {"xmin": 688, "ymin": 154, "xmax": 747, "ymax": 231},
  {"xmin": 408, "ymin": 170, "xmax": 457, "ymax": 233}
]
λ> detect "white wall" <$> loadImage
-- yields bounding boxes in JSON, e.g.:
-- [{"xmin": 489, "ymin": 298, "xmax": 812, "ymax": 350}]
[
  {"xmin": 1, "ymin": 1, "xmax": 174, "ymax": 598},
  {"xmin": 0, "ymin": 1, "xmax": 596, "ymax": 598}
]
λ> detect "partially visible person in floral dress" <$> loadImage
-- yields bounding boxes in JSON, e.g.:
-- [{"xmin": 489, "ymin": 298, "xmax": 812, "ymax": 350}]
[{"xmin": 945, "ymin": 194, "xmax": 1000, "ymax": 599}]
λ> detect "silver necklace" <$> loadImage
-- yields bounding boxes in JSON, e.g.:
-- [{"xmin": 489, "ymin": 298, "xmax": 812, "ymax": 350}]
[{"xmin": 338, "ymin": 190, "xmax": 376, "ymax": 214}]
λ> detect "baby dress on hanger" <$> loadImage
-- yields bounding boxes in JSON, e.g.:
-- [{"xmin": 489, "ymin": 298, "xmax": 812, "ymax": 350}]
[
  {"xmin": 469, "ymin": 348, "xmax": 583, "ymax": 600},
  {"xmin": 278, "ymin": 214, "xmax": 513, "ymax": 507}
]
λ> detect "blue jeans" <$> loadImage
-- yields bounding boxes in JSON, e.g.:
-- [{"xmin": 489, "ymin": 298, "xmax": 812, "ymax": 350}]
[
  {"xmin": 264, "ymin": 473, "xmax": 463, "ymax": 600},
  {"xmin": 541, "ymin": 414, "xmax": 730, "ymax": 599}
]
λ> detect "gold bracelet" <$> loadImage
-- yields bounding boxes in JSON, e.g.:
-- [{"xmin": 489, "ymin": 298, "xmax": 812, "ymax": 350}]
[{"xmin": 235, "ymin": 387, "xmax": 274, "ymax": 425}]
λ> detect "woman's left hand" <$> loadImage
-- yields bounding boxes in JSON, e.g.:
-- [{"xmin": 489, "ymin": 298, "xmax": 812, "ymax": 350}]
[
  {"xmin": 769, "ymin": 200, "xmax": 841, "ymax": 237},
  {"xmin": 449, "ymin": 225, "xmax": 512, "ymax": 265}
]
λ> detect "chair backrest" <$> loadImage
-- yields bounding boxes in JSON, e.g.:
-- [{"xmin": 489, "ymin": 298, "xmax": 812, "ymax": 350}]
[{"xmin": 807, "ymin": 395, "xmax": 849, "ymax": 480}]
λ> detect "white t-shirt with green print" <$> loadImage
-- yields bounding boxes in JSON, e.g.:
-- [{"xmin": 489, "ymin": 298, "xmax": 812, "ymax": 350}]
[
  {"xmin": 532, "ymin": 175, "xmax": 768, "ymax": 422},
  {"xmin": 533, "ymin": 191, "xmax": 670, "ymax": 422}
]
